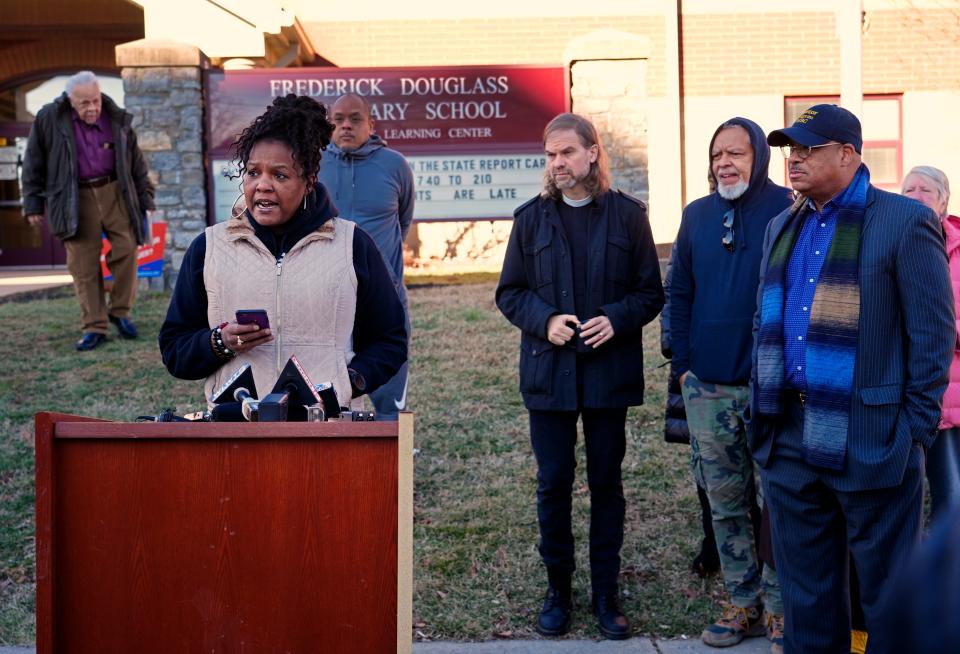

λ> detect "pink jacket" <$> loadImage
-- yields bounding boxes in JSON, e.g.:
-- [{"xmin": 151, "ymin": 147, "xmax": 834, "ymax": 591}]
[{"xmin": 939, "ymin": 214, "xmax": 960, "ymax": 429}]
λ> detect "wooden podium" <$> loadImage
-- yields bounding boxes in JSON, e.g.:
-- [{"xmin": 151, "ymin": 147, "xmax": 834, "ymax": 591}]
[{"xmin": 34, "ymin": 412, "xmax": 413, "ymax": 654}]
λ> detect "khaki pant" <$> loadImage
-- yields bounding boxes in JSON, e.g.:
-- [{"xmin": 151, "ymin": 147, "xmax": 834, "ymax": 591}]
[{"xmin": 64, "ymin": 181, "xmax": 137, "ymax": 334}]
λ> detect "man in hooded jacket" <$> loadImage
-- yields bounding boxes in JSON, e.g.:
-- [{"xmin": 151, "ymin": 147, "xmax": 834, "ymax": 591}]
[
  {"xmin": 670, "ymin": 118, "xmax": 792, "ymax": 652},
  {"xmin": 318, "ymin": 94, "xmax": 414, "ymax": 420}
]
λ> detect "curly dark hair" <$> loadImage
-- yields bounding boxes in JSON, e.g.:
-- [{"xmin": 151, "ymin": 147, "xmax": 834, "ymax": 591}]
[{"xmin": 231, "ymin": 94, "xmax": 334, "ymax": 180}]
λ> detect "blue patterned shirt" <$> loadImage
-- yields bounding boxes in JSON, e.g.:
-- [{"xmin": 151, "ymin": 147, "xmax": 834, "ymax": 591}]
[{"xmin": 784, "ymin": 200, "xmax": 838, "ymax": 390}]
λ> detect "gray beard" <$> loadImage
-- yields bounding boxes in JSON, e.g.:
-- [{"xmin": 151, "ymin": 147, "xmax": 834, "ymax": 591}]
[
  {"xmin": 553, "ymin": 171, "xmax": 585, "ymax": 190},
  {"xmin": 717, "ymin": 179, "xmax": 749, "ymax": 200}
]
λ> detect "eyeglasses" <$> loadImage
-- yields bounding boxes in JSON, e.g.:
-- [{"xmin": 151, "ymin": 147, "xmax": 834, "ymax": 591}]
[
  {"xmin": 722, "ymin": 210, "xmax": 735, "ymax": 253},
  {"xmin": 779, "ymin": 142, "xmax": 841, "ymax": 160}
]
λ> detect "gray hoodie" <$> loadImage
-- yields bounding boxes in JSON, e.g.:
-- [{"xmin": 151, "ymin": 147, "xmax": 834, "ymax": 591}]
[{"xmin": 318, "ymin": 135, "xmax": 415, "ymax": 283}]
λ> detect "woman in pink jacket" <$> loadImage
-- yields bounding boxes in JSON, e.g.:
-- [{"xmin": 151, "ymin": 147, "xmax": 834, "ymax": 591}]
[{"xmin": 903, "ymin": 165, "xmax": 960, "ymax": 521}]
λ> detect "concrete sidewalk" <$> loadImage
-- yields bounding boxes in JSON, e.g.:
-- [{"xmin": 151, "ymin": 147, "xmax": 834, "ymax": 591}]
[
  {"xmin": 0, "ymin": 269, "xmax": 72, "ymax": 299},
  {"xmin": 414, "ymin": 637, "xmax": 770, "ymax": 653},
  {"xmin": 0, "ymin": 640, "xmax": 770, "ymax": 654}
]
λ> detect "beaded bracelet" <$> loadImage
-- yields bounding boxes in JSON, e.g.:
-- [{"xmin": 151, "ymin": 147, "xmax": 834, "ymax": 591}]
[{"xmin": 210, "ymin": 322, "xmax": 236, "ymax": 360}]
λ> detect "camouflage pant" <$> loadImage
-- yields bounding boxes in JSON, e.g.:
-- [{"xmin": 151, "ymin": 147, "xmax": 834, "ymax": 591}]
[{"xmin": 682, "ymin": 372, "xmax": 782, "ymax": 615}]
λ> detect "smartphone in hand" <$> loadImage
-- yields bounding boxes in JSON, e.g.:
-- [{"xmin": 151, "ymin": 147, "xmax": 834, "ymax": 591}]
[{"xmin": 235, "ymin": 309, "xmax": 270, "ymax": 330}]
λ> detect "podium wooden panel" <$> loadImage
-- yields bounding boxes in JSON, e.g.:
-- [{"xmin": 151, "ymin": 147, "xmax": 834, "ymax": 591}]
[{"xmin": 35, "ymin": 412, "xmax": 413, "ymax": 654}]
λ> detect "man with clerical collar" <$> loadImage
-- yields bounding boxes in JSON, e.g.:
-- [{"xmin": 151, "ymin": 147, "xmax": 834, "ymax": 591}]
[
  {"xmin": 747, "ymin": 104, "xmax": 954, "ymax": 653},
  {"xmin": 496, "ymin": 113, "xmax": 664, "ymax": 640},
  {"xmin": 22, "ymin": 71, "xmax": 154, "ymax": 351}
]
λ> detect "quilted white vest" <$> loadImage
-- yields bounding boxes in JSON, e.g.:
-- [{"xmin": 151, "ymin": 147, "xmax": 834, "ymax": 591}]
[{"xmin": 202, "ymin": 215, "xmax": 357, "ymax": 410}]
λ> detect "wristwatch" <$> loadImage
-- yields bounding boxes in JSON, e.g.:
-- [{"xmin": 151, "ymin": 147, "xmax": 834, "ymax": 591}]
[{"xmin": 348, "ymin": 367, "xmax": 366, "ymax": 396}]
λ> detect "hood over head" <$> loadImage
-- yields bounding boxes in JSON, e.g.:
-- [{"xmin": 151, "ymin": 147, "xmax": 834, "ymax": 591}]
[{"xmin": 708, "ymin": 117, "xmax": 772, "ymax": 206}]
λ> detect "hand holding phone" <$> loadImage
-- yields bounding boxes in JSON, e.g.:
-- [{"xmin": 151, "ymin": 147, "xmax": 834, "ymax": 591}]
[
  {"xmin": 235, "ymin": 309, "xmax": 270, "ymax": 331},
  {"xmin": 222, "ymin": 309, "xmax": 274, "ymax": 353}
]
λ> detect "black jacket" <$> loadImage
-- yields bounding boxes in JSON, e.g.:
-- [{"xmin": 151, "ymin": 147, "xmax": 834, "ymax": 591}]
[
  {"xmin": 21, "ymin": 92, "xmax": 155, "ymax": 245},
  {"xmin": 660, "ymin": 242, "xmax": 690, "ymax": 443},
  {"xmin": 158, "ymin": 184, "xmax": 407, "ymax": 397},
  {"xmin": 496, "ymin": 190, "xmax": 664, "ymax": 411}
]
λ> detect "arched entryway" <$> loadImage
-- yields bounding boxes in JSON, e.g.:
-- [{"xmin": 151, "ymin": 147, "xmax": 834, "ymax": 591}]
[{"xmin": 0, "ymin": 0, "xmax": 143, "ymax": 268}]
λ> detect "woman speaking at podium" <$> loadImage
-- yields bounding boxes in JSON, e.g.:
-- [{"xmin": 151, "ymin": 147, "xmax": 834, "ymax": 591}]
[{"xmin": 159, "ymin": 94, "xmax": 407, "ymax": 411}]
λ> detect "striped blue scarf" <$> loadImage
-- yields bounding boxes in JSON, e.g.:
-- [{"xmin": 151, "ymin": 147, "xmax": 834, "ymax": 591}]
[{"xmin": 756, "ymin": 165, "xmax": 869, "ymax": 470}]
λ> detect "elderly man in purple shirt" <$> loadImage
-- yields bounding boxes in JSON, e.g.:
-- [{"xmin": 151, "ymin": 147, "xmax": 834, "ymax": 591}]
[{"xmin": 22, "ymin": 71, "xmax": 154, "ymax": 351}]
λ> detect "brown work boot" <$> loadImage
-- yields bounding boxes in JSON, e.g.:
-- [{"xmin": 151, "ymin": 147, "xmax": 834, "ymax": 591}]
[
  {"xmin": 701, "ymin": 603, "xmax": 765, "ymax": 647},
  {"xmin": 765, "ymin": 611, "xmax": 784, "ymax": 654}
]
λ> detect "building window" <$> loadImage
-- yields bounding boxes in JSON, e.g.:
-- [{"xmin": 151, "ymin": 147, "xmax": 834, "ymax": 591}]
[{"xmin": 784, "ymin": 95, "xmax": 903, "ymax": 190}]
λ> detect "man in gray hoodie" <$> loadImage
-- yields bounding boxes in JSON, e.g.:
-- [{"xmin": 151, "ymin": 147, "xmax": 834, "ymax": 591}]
[{"xmin": 319, "ymin": 94, "xmax": 415, "ymax": 420}]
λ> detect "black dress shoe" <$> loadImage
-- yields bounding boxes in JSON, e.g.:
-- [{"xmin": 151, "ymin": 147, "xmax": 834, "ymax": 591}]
[
  {"xmin": 75, "ymin": 333, "xmax": 107, "ymax": 351},
  {"xmin": 536, "ymin": 586, "xmax": 572, "ymax": 637},
  {"xmin": 108, "ymin": 315, "xmax": 138, "ymax": 339},
  {"xmin": 593, "ymin": 591, "xmax": 630, "ymax": 640}
]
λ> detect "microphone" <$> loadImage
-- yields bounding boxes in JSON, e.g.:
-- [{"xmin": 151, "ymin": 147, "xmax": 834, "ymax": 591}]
[
  {"xmin": 313, "ymin": 382, "xmax": 341, "ymax": 420},
  {"xmin": 261, "ymin": 355, "xmax": 321, "ymax": 422},
  {"xmin": 210, "ymin": 402, "xmax": 246, "ymax": 422},
  {"xmin": 209, "ymin": 364, "xmax": 260, "ymax": 421}
]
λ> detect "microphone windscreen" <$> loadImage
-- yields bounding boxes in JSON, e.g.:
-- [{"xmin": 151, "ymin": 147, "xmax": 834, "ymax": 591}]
[{"xmin": 210, "ymin": 402, "xmax": 246, "ymax": 422}]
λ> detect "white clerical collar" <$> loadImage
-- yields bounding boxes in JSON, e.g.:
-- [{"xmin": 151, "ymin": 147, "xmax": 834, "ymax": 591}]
[{"xmin": 561, "ymin": 193, "xmax": 593, "ymax": 207}]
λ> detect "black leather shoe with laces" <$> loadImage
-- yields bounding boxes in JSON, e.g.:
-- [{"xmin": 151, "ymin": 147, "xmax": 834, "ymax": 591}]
[
  {"xmin": 593, "ymin": 591, "xmax": 630, "ymax": 640},
  {"xmin": 536, "ymin": 586, "xmax": 572, "ymax": 637}
]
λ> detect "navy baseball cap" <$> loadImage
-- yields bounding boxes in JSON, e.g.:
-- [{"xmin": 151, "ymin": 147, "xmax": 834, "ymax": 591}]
[{"xmin": 767, "ymin": 104, "xmax": 863, "ymax": 153}]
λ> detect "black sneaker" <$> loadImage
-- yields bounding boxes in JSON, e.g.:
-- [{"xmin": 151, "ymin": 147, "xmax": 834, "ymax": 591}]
[
  {"xmin": 593, "ymin": 591, "xmax": 630, "ymax": 640},
  {"xmin": 536, "ymin": 586, "xmax": 572, "ymax": 637}
]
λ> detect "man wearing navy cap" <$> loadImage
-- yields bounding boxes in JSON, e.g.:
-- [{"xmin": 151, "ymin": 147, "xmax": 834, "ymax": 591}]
[{"xmin": 746, "ymin": 104, "xmax": 954, "ymax": 653}]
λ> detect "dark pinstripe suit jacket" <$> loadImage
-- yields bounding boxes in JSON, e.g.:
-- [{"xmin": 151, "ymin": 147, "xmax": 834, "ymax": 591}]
[{"xmin": 747, "ymin": 186, "xmax": 955, "ymax": 492}]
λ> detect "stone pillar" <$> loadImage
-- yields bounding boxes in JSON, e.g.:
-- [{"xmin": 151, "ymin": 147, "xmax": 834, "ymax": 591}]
[
  {"xmin": 116, "ymin": 39, "xmax": 209, "ymax": 290},
  {"xmin": 565, "ymin": 30, "xmax": 653, "ymax": 204},
  {"xmin": 571, "ymin": 59, "xmax": 649, "ymax": 203}
]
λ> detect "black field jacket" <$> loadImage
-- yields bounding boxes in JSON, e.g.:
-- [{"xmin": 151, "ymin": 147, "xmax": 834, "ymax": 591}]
[{"xmin": 496, "ymin": 190, "xmax": 664, "ymax": 411}]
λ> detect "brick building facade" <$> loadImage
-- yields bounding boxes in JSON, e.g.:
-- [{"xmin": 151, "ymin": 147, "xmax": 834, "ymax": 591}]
[{"xmin": 2, "ymin": 0, "xmax": 959, "ymax": 280}]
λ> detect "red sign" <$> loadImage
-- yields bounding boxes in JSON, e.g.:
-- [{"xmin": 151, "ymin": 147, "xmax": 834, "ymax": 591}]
[
  {"xmin": 205, "ymin": 65, "xmax": 567, "ymax": 155},
  {"xmin": 101, "ymin": 221, "xmax": 167, "ymax": 279}
]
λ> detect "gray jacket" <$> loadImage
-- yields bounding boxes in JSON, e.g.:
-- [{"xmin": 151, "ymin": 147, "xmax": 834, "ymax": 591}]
[{"xmin": 318, "ymin": 135, "xmax": 414, "ymax": 284}]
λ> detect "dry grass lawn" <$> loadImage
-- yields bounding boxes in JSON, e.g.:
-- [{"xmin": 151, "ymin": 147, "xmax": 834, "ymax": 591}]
[{"xmin": 0, "ymin": 279, "xmax": 724, "ymax": 645}]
